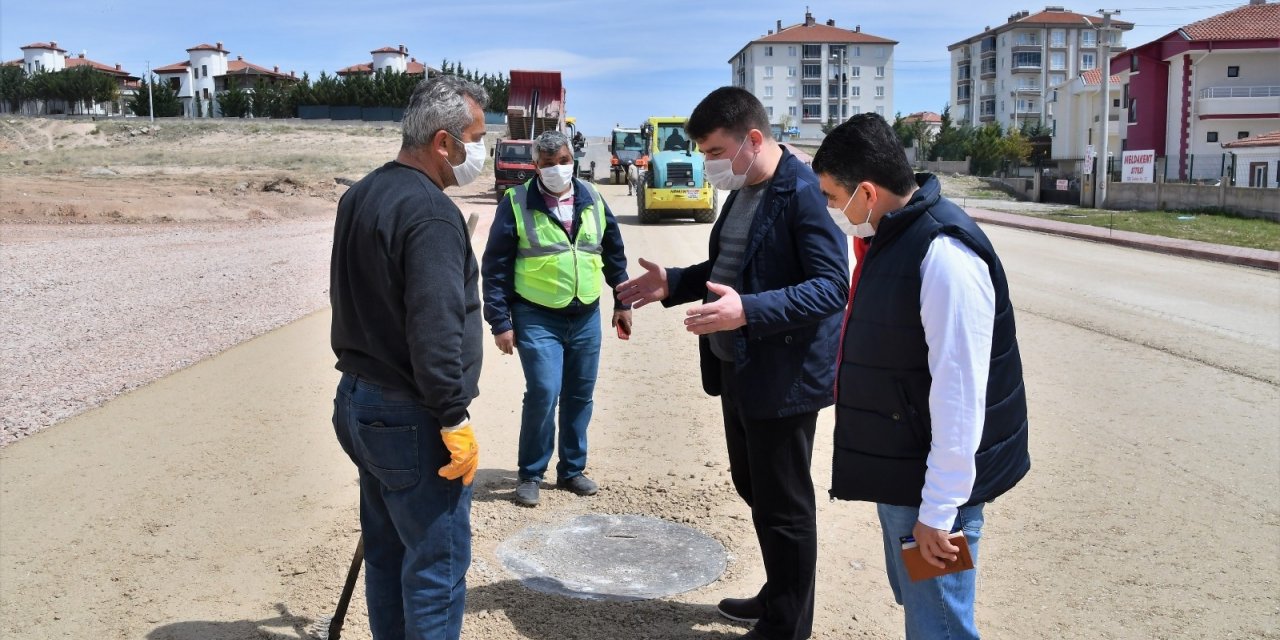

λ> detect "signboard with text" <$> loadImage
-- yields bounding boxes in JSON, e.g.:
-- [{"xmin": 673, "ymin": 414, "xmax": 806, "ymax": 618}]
[{"xmin": 1122, "ymin": 150, "xmax": 1156, "ymax": 183}]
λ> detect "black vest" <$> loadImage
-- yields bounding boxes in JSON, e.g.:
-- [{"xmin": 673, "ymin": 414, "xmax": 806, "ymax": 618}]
[{"xmin": 830, "ymin": 175, "xmax": 1030, "ymax": 507}]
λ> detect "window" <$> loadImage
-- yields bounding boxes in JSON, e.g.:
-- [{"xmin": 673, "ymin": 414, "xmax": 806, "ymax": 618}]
[
  {"xmin": 851, "ymin": 66, "xmax": 861, "ymax": 78},
  {"xmin": 788, "ymin": 46, "xmax": 797, "ymax": 57},
  {"xmin": 203, "ymin": 87, "xmax": 210, "ymax": 99},
  {"xmin": 803, "ymin": 64, "xmax": 821, "ymax": 78},
  {"xmin": 1050, "ymin": 52, "xmax": 1066, "ymax": 71},
  {"xmin": 1128, "ymin": 99, "xmax": 1137, "ymax": 123},
  {"xmin": 1227, "ymin": 66, "xmax": 1239, "ymax": 78},
  {"xmin": 802, "ymin": 84, "xmax": 821, "ymax": 98},
  {"xmin": 788, "ymin": 86, "xmax": 795, "ymax": 97},
  {"xmin": 875, "ymin": 86, "xmax": 885, "ymax": 98},
  {"xmin": 1013, "ymin": 52, "xmax": 1041, "ymax": 69},
  {"xmin": 1081, "ymin": 53, "xmax": 1096, "ymax": 70},
  {"xmin": 1082, "ymin": 30, "xmax": 1096, "ymax": 46},
  {"xmin": 764, "ymin": 86, "xmax": 773, "ymax": 97},
  {"xmin": 765, "ymin": 46, "xmax": 773, "ymax": 57},
  {"xmin": 788, "ymin": 106, "xmax": 797, "ymax": 116},
  {"xmin": 787, "ymin": 66, "xmax": 797, "ymax": 77},
  {"xmin": 1113, "ymin": 98, "xmax": 1121, "ymax": 108},
  {"xmin": 169, "ymin": 77, "xmax": 181, "ymax": 91},
  {"xmin": 1050, "ymin": 73, "xmax": 1066, "ymax": 86},
  {"xmin": 202, "ymin": 64, "xmax": 208, "ymax": 77},
  {"xmin": 803, "ymin": 44, "xmax": 822, "ymax": 58},
  {"xmin": 875, "ymin": 106, "xmax": 884, "ymax": 116},
  {"xmin": 1130, "ymin": 55, "xmax": 1139, "ymax": 73},
  {"xmin": 767, "ymin": 106, "xmax": 774, "ymax": 117},
  {"xmin": 876, "ymin": 66, "xmax": 885, "ymax": 77},
  {"xmin": 1238, "ymin": 131, "xmax": 1250, "ymax": 139},
  {"xmin": 851, "ymin": 86, "xmax": 861, "ymax": 97},
  {"xmin": 1206, "ymin": 132, "xmax": 1218, "ymax": 143},
  {"xmin": 1051, "ymin": 29, "xmax": 1065, "ymax": 47},
  {"xmin": 802, "ymin": 104, "xmax": 821, "ymax": 118},
  {"xmin": 764, "ymin": 66, "xmax": 774, "ymax": 78},
  {"xmin": 851, "ymin": 46, "xmax": 861, "ymax": 57}
]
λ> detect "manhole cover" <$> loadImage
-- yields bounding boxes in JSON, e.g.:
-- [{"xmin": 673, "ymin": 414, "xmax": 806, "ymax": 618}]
[{"xmin": 496, "ymin": 514, "xmax": 726, "ymax": 601}]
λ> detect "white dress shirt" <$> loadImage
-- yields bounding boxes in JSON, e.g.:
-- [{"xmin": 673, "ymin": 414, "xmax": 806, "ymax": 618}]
[{"xmin": 916, "ymin": 235, "xmax": 996, "ymax": 531}]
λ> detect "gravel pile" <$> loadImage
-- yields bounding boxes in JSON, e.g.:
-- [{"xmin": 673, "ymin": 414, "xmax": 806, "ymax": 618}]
[{"xmin": 0, "ymin": 219, "xmax": 333, "ymax": 445}]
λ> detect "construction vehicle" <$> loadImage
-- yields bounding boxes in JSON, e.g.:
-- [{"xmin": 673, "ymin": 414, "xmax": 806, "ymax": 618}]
[
  {"xmin": 494, "ymin": 70, "xmax": 566, "ymax": 197},
  {"xmin": 608, "ymin": 126, "xmax": 645, "ymax": 191},
  {"xmin": 565, "ymin": 116, "xmax": 595, "ymax": 181},
  {"xmin": 635, "ymin": 116, "xmax": 717, "ymax": 224}
]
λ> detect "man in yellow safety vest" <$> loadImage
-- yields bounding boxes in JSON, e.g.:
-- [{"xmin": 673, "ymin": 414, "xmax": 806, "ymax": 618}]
[{"xmin": 481, "ymin": 129, "xmax": 632, "ymax": 507}]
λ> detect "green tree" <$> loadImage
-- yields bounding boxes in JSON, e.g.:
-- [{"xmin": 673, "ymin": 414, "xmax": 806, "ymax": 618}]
[
  {"xmin": 0, "ymin": 66, "xmax": 28, "ymax": 112},
  {"xmin": 217, "ymin": 79, "xmax": 251, "ymax": 117},
  {"xmin": 127, "ymin": 75, "xmax": 183, "ymax": 117},
  {"xmin": 931, "ymin": 105, "xmax": 971, "ymax": 162},
  {"xmin": 969, "ymin": 123, "xmax": 1006, "ymax": 175}
]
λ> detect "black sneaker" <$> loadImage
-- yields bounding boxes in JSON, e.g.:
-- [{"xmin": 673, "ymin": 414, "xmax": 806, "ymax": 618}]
[
  {"xmin": 717, "ymin": 596, "xmax": 764, "ymax": 623},
  {"xmin": 556, "ymin": 474, "xmax": 598, "ymax": 496},
  {"xmin": 514, "ymin": 480, "xmax": 539, "ymax": 506}
]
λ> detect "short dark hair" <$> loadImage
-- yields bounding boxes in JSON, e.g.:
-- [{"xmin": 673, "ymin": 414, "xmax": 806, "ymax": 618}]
[
  {"xmin": 811, "ymin": 113, "xmax": 916, "ymax": 196},
  {"xmin": 686, "ymin": 86, "xmax": 773, "ymax": 142}
]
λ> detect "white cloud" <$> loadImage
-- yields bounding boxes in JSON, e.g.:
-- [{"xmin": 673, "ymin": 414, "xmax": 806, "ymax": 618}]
[{"xmin": 456, "ymin": 48, "xmax": 640, "ymax": 80}]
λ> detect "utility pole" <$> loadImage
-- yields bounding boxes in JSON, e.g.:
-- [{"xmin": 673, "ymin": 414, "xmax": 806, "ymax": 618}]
[
  {"xmin": 146, "ymin": 60, "xmax": 154, "ymax": 123},
  {"xmin": 1095, "ymin": 9, "xmax": 1119, "ymax": 208}
]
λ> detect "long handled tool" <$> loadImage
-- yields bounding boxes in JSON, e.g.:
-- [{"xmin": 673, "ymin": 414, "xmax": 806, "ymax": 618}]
[{"xmin": 317, "ymin": 212, "xmax": 483, "ymax": 640}]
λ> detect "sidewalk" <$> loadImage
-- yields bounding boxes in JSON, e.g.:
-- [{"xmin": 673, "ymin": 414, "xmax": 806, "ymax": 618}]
[{"xmin": 966, "ymin": 207, "xmax": 1280, "ymax": 271}]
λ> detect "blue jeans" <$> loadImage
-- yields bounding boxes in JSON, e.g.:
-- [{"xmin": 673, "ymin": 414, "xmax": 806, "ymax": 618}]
[
  {"xmin": 333, "ymin": 373, "xmax": 472, "ymax": 640},
  {"xmin": 512, "ymin": 302, "xmax": 601, "ymax": 483},
  {"xmin": 877, "ymin": 502, "xmax": 986, "ymax": 640}
]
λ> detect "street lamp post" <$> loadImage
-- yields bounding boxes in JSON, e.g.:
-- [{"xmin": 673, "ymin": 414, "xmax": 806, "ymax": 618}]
[
  {"xmin": 1090, "ymin": 10, "xmax": 1120, "ymax": 208},
  {"xmin": 830, "ymin": 48, "xmax": 845, "ymax": 128}
]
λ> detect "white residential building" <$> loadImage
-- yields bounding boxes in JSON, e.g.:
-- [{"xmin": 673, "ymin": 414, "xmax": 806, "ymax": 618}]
[
  {"xmin": 1115, "ymin": 0, "xmax": 1280, "ymax": 182},
  {"xmin": 154, "ymin": 42, "xmax": 294, "ymax": 117},
  {"xmin": 2, "ymin": 41, "xmax": 139, "ymax": 115},
  {"xmin": 729, "ymin": 10, "xmax": 897, "ymax": 138},
  {"xmin": 337, "ymin": 45, "xmax": 433, "ymax": 77},
  {"xmin": 948, "ymin": 7, "xmax": 1133, "ymax": 128},
  {"xmin": 1048, "ymin": 68, "xmax": 1124, "ymax": 161}
]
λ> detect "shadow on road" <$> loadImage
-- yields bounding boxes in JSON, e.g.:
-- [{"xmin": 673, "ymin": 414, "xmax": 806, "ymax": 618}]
[
  {"xmin": 613, "ymin": 214, "xmax": 705, "ymax": 228},
  {"xmin": 146, "ymin": 603, "xmax": 314, "ymax": 640},
  {"xmin": 466, "ymin": 579, "xmax": 745, "ymax": 640}
]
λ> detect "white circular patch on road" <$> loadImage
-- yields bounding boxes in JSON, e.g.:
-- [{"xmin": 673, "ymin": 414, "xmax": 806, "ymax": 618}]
[{"xmin": 497, "ymin": 514, "xmax": 727, "ymax": 601}]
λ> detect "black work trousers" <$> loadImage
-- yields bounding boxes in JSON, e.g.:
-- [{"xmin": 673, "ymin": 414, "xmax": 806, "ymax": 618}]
[{"xmin": 719, "ymin": 360, "xmax": 818, "ymax": 640}]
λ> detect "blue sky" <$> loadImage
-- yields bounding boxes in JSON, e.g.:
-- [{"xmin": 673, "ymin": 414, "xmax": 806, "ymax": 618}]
[{"xmin": 2, "ymin": 0, "xmax": 1240, "ymax": 135}]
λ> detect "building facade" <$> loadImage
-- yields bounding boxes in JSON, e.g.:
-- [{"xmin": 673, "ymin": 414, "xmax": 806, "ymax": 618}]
[
  {"xmin": 948, "ymin": 7, "xmax": 1132, "ymax": 129},
  {"xmin": 1113, "ymin": 0, "xmax": 1279, "ymax": 182},
  {"xmin": 1048, "ymin": 68, "xmax": 1124, "ymax": 161},
  {"xmin": 2, "ymin": 41, "xmax": 138, "ymax": 115},
  {"xmin": 729, "ymin": 10, "xmax": 897, "ymax": 138},
  {"xmin": 337, "ymin": 45, "xmax": 433, "ymax": 77},
  {"xmin": 154, "ymin": 42, "xmax": 295, "ymax": 118}
]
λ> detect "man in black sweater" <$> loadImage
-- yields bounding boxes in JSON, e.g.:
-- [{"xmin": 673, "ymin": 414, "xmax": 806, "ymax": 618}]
[{"xmin": 329, "ymin": 75, "xmax": 487, "ymax": 640}]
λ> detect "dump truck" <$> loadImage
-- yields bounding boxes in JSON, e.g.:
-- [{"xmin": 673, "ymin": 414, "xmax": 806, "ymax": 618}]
[
  {"xmin": 494, "ymin": 70, "xmax": 566, "ymax": 197},
  {"xmin": 635, "ymin": 116, "xmax": 717, "ymax": 224},
  {"xmin": 609, "ymin": 126, "xmax": 645, "ymax": 191},
  {"xmin": 565, "ymin": 116, "xmax": 594, "ymax": 181}
]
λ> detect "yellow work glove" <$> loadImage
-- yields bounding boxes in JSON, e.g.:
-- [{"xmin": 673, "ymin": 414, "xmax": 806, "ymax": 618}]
[{"xmin": 438, "ymin": 423, "xmax": 479, "ymax": 486}]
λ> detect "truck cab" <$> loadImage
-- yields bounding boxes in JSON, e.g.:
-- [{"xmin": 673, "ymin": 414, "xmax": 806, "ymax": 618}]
[
  {"xmin": 636, "ymin": 117, "xmax": 717, "ymax": 224},
  {"xmin": 494, "ymin": 139, "xmax": 536, "ymax": 197}
]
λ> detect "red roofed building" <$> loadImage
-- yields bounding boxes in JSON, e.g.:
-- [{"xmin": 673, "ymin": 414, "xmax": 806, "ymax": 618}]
[
  {"xmin": 1112, "ymin": 0, "xmax": 1280, "ymax": 182},
  {"xmin": 1, "ymin": 41, "xmax": 138, "ymax": 115},
  {"xmin": 728, "ymin": 10, "xmax": 898, "ymax": 138},
  {"xmin": 1221, "ymin": 130, "xmax": 1278, "ymax": 187},
  {"xmin": 337, "ymin": 45, "xmax": 435, "ymax": 77},
  {"xmin": 1048, "ymin": 67, "xmax": 1125, "ymax": 162},
  {"xmin": 948, "ymin": 7, "xmax": 1133, "ymax": 127},
  {"xmin": 153, "ymin": 41, "xmax": 295, "ymax": 118}
]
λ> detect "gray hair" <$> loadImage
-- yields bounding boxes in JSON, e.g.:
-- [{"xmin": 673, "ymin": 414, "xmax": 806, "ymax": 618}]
[
  {"xmin": 533, "ymin": 130, "xmax": 572, "ymax": 162},
  {"xmin": 402, "ymin": 75, "xmax": 489, "ymax": 149}
]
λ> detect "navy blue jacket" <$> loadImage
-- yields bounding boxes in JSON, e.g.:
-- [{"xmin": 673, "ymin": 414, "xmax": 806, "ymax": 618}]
[
  {"xmin": 482, "ymin": 177, "xmax": 630, "ymax": 335},
  {"xmin": 831, "ymin": 174, "xmax": 1030, "ymax": 507},
  {"xmin": 664, "ymin": 148, "xmax": 849, "ymax": 420}
]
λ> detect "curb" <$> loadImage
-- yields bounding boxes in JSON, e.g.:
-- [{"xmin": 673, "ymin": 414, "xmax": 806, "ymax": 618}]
[{"xmin": 965, "ymin": 208, "xmax": 1280, "ymax": 271}]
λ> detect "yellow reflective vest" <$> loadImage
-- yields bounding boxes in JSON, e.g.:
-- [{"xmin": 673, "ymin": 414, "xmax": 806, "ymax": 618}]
[{"xmin": 508, "ymin": 180, "xmax": 606, "ymax": 308}]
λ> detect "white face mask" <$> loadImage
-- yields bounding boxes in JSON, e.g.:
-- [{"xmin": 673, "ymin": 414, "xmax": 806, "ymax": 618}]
[
  {"xmin": 704, "ymin": 136, "xmax": 757, "ymax": 191},
  {"xmin": 828, "ymin": 191, "xmax": 875, "ymax": 238},
  {"xmin": 539, "ymin": 163, "xmax": 575, "ymax": 193},
  {"xmin": 448, "ymin": 133, "xmax": 485, "ymax": 187}
]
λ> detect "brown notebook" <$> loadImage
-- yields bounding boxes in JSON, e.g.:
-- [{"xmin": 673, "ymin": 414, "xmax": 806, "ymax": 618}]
[{"xmin": 900, "ymin": 531, "xmax": 974, "ymax": 582}]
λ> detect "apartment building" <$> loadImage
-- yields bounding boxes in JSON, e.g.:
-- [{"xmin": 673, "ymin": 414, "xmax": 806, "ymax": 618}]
[
  {"xmin": 336, "ymin": 45, "xmax": 433, "ymax": 77},
  {"xmin": 729, "ymin": 10, "xmax": 897, "ymax": 138},
  {"xmin": 948, "ymin": 7, "xmax": 1132, "ymax": 128},
  {"xmin": 154, "ymin": 42, "xmax": 296, "ymax": 118},
  {"xmin": 1114, "ymin": 0, "xmax": 1279, "ymax": 181},
  {"xmin": 1048, "ymin": 68, "xmax": 1124, "ymax": 161}
]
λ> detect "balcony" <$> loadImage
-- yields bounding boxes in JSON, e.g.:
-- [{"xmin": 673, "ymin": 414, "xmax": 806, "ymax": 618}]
[
  {"xmin": 1197, "ymin": 85, "xmax": 1280, "ymax": 117},
  {"xmin": 979, "ymin": 114, "xmax": 995, "ymax": 123},
  {"xmin": 1012, "ymin": 37, "xmax": 1042, "ymax": 52}
]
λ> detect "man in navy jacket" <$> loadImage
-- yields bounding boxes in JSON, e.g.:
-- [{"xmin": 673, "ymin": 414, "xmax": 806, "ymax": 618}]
[{"xmin": 618, "ymin": 87, "xmax": 848, "ymax": 640}]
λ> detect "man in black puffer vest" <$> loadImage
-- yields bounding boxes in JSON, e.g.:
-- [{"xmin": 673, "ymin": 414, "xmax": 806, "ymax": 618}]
[{"xmin": 812, "ymin": 114, "xmax": 1030, "ymax": 639}]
